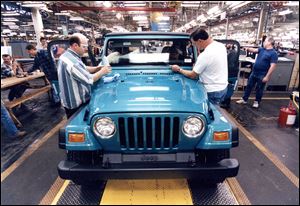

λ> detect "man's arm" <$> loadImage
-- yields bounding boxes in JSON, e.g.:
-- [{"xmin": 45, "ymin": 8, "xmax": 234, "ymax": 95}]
[
  {"xmin": 92, "ymin": 66, "xmax": 112, "ymax": 82},
  {"xmin": 246, "ymin": 47, "xmax": 259, "ymax": 53},
  {"xmin": 171, "ymin": 65, "xmax": 198, "ymax": 79},
  {"xmin": 86, "ymin": 65, "xmax": 107, "ymax": 74},
  {"xmin": 27, "ymin": 56, "xmax": 39, "ymax": 73},
  {"xmin": 262, "ymin": 63, "xmax": 276, "ymax": 83}
]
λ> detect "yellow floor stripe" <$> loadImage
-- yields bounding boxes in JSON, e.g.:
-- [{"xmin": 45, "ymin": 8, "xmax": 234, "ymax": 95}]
[
  {"xmin": 222, "ymin": 109, "xmax": 299, "ymax": 188},
  {"xmin": 39, "ymin": 177, "xmax": 66, "ymax": 205},
  {"xmin": 51, "ymin": 180, "xmax": 70, "ymax": 205},
  {"xmin": 100, "ymin": 179, "xmax": 193, "ymax": 205},
  {"xmin": 1, "ymin": 117, "xmax": 67, "ymax": 182},
  {"xmin": 226, "ymin": 178, "xmax": 251, "ymax": 205}
]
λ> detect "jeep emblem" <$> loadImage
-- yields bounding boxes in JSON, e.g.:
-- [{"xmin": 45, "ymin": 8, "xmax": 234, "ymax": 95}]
[{"xmin": 141, "ymin": 155, "xmax": 158, "ymax": 161}]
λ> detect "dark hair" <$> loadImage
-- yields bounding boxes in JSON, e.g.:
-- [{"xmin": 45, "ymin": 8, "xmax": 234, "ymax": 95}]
[
  {"xmin": 2, "ymin": 54, "xmax": 11, "ymax": 58},
  {"xmin": 40, "ymin": 37, "xmax": 46, "ymax": 41},
  {"xmin": 69, "ymin": 36, "xmax": 81, "ymax": 46},
  {"xmin": 190, "ymin": 28, "xmax": 209, "ymax": 41},
  {"xmin": 26, "ymin": 44, "xmax": 36, "ymax": 50}
]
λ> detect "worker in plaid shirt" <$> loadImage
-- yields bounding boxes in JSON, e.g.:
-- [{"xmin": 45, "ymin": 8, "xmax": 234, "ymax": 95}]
[{"xmin": 26, "ymin": 44, "xmax": 61, "ymax": 105}]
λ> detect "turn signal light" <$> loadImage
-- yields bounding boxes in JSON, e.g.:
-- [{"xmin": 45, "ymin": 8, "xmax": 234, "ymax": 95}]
[
  {"xmin": 68, "ymin": 133, "xmax": 85, "ymax": 142},
  {"xmin": 213, "ymin": 132, "xmax": 229, "ymax": 141}
]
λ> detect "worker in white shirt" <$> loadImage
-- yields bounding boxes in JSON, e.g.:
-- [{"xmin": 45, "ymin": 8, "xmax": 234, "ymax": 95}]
[{"xmin": 171, "ymin": 28, "xmax": 228, "ymax": 104}]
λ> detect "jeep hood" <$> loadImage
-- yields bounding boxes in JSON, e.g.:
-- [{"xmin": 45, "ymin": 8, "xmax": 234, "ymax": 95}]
[{"xmin": 89, "ymin": 74, "xmax": 209, "ymax": 116}]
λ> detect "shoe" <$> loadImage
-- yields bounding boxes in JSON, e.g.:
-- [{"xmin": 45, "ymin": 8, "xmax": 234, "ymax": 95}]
[
  {"xmin": 252, "ymin": 101, "xmax": 259, "ymax": 108},
  {"xmin": 16, "ymin": 131, "xmax": 27, "ymax": 138},
  {"xmin": 220, "ymin": 100, "xmax": 231, "ymax": 109},
  {"xmin": 236, "ymin": 98, "xmax": 247, "ymax": 104}
]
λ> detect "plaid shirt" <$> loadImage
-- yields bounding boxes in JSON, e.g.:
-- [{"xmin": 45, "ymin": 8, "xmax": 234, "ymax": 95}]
[
  {"xmin": 1, "ymin": 63, "xmax": 14, "ymax": 77},
  {"xmin": 1, "ymin": 62, "xmax": 23, "ymax": 77},
  {"xmin": 28, "ymin": 50, "xmax": 57, "ymax": 80}
]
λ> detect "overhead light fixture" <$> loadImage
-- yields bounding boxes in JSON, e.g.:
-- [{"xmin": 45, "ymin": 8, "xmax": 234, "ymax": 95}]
[
  {"xmin": 278, "ymin": 9, "xmax": 293, "ymax": 15},
  {"xmin": 181, "ymin": 4, "xmax": 200, "ymax": 7},
  {"xmin": 157, "ymin": 16, "xmax": 170, "ymax": 21},
  {"xmin": 2, "ymin": 29, "xmax": 12, "ymax": 34},
  {"xmin": 22, "ymin": 1, "xmax": 46, "ymax": 8},
  {"xmin": 2, "ymin": 23, "xmax": 17, "ymax": 27},
  {"xmin": 283, "ymin": 1, "xmax": 299, "ymax": 6},
  {"xmin": 75, "ymin": 25, "xmax": 84, "ymax": 31},
  {"xmin": 207, "ymin": 6, "xmax": 220, "ymax": 15},
  {"xmin": 55, "ymin": 11, "xmax": 70, "ymax": 16},
  {"xmin": 181, "ymin": 1, "xmax": 200, "ymax": 7},
  {"xmin": 103, "ymin": 1, "xmax": 112, "ymax": 8},
  {"xmin": 8, "ymin": 25, "xmax": 20, "ymax": 30},
  {"xmin": 158, "ymin": 22, "xmax": 169, "ymax": 25},
  {"xmin": 128, "ymin": 11, "xmax": 146, "ymax": 14},
  {"xmin": 197, "ymin": 14, "xmax": 207, "ymax": 22},
  {"xmin": 133, "ymin": 16, "xmax": 147, "ymax": 21},
  {"xmin": 137, "ymin": 20, "xmax": 148, "ymax": 24},
  {"xmin": 2, "ymin": 18, "xmax": 19, "ymax": 22},
  {"xmin": 2, "ymin": 12, "xmax": 20, "ymax": 16},
  {"xmin": 69, "ymin": 16, "xmax": 85, "ymax": 21},
  {"xmin": 44, "ymin": 29, "xmax": 55, "ymax": 33},
  {"xmin": 124, "ymin": 2, "xmax": 146, "ymax": 7}
]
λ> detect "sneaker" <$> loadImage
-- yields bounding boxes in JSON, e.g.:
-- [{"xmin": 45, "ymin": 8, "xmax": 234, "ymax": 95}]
[
  {"xmin": 252, "ymin": 101, "xmax": 259, "ymax": 108},
  {"xmin": 236, "ymin": 98, "xmax": 247, "ymax": 104},
  {"xmin": 16, "ymin": 131, "xmax": 27, "ymax": 138},
  {"xmin": 8, "ymin": 131, "xmax": 27, "ymax": 141}
]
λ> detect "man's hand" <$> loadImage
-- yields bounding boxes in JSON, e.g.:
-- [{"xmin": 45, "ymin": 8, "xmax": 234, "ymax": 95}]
[
  {"xmin": 101, "ymin": 66, "xmax": 112, "ymax": 75},
  {"xmin": 171, "ymin": 65, "xmax": 181, "ymax": 73},
  {"xmin": 262, "ymin": 76, "xmax": 269, "ymax": 83}
]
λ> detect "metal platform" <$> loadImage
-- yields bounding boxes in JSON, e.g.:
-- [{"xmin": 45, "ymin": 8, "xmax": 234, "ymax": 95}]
[{"xmin": 55, "ymin": 179, "xmax": 237, "ymax": 205}]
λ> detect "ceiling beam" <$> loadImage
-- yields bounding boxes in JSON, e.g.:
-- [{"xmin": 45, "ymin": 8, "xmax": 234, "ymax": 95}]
[{"xmin": 56, "ymin": 6, "xmax": 176, "ymax": 12}]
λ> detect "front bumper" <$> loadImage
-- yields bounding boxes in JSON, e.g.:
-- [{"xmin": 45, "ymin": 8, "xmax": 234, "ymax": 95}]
[{"xmin": 58, "ymin": 158, "xmax": 239, "ymax": 180}]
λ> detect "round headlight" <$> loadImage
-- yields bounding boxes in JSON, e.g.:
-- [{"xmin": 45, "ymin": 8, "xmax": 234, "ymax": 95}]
[
  {"xmin": 182, "ymin": 116, "xmax": 205, "ymax": 138},
  {"xmin": 93, "ymin": 117, "xmax": 116, "ymax": 139}
]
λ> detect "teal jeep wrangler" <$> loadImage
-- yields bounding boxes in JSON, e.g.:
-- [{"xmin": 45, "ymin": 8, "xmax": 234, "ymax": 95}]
[{"xmin": 57, "ymin": 32, "xmax": 239, "ymax": 185}]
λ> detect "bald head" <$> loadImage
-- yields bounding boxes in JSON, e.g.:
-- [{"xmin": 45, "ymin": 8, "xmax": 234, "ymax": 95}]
[{"xmin": 69, "ymin": 33, "xmax": 89, "ymax": 56}]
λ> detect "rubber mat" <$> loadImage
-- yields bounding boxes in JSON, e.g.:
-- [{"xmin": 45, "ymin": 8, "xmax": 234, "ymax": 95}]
[
  {"xmin": 56, "ymin": 181, "xmax": 106, "ymax": 205},
  {"xmin": 188, "ymin": 180, "xmax": 238, "ymax": 205},
  {"xmin": 100, "ymin": 179, "xmax": 193, "ymax": 205}
]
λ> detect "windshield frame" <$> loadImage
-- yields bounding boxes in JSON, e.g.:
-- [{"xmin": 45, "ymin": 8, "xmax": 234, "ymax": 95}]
[{"xmin": 103, "ymin": 35, "xmax": 196, "ymax": 67}]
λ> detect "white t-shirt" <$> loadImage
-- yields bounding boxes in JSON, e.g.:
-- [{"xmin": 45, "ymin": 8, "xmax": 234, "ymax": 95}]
[{"xmin": 193, "ymin": 41, "xmax": 228, "ymax": 93}]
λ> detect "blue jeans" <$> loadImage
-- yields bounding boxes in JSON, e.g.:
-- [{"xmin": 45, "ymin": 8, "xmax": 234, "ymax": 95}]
[
  {"xmin": 243, "ymin": 73, "xmax": 266, "ymax": 103},
  {"xmin": 50, "ymin": 80, "xmax": 61, "ymax": 104},
  {"xmin": 1, "ymin": 102, "xmax": 19, "ymax": 138},
  {"xmin": 207, "ymin": 87, "xmax": 228, "ymax": 105}
]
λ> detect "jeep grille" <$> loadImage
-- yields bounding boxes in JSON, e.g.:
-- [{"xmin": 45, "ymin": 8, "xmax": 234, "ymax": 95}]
[{"xmin": 118, "ymin": 117, "xmax": 180, "ymax": 150}]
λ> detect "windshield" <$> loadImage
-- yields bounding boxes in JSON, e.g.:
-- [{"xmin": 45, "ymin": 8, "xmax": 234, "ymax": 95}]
[{"xmin": 105, "ymin": 38, "xmax": 195, "ymax": 66}]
